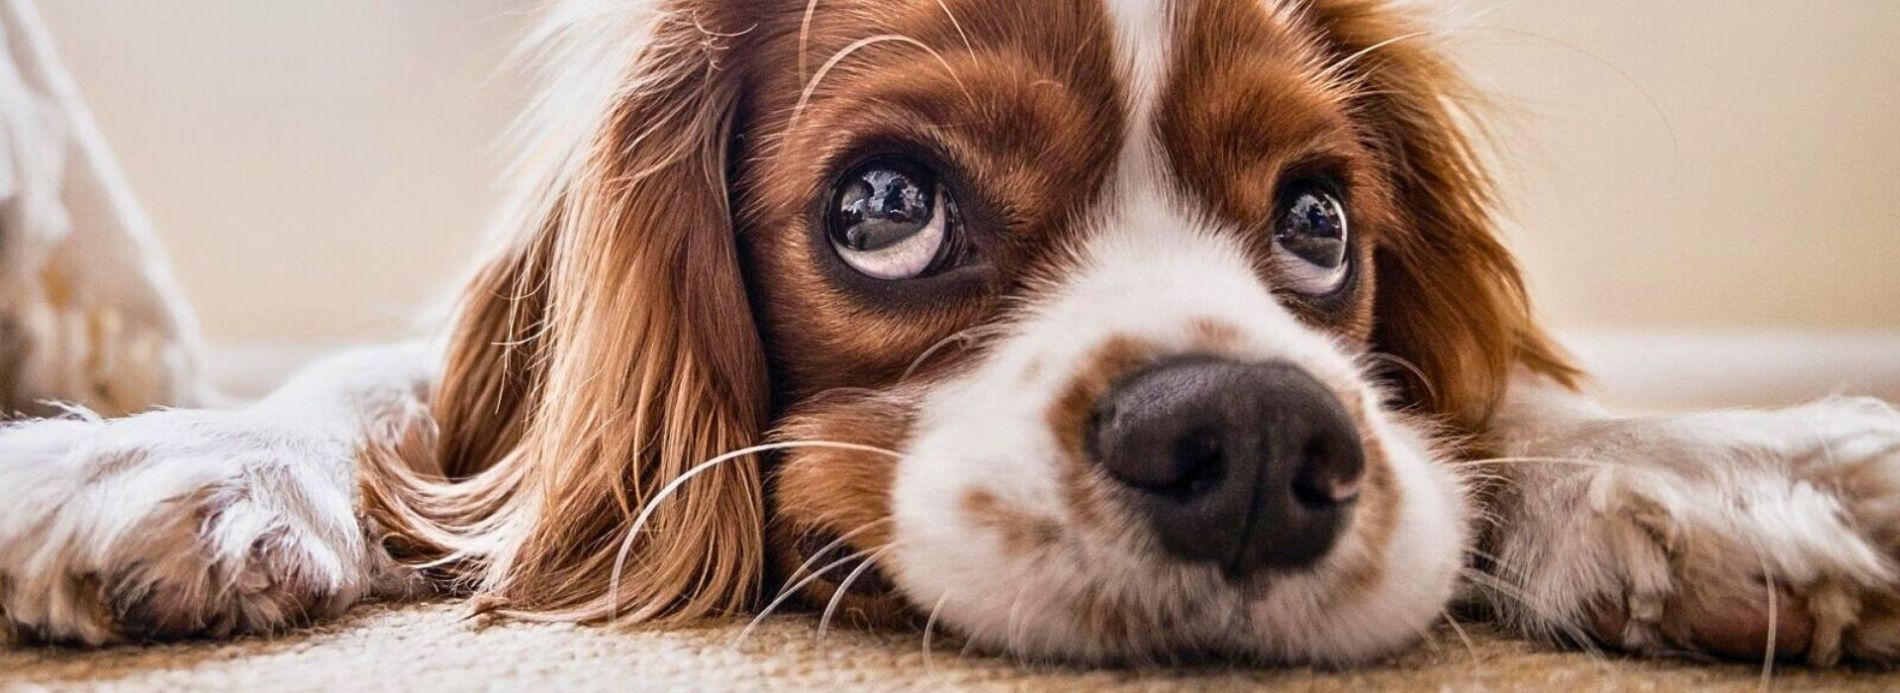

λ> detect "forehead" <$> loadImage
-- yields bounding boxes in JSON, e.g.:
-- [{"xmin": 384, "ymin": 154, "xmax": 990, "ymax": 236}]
[
  {"xmin": 762, "ymin": 0, "xmax": 1336, "ymax": 116},
  {"xmin": 748, "ymin": 0, "xmax": 1359, "ymax": 215}
]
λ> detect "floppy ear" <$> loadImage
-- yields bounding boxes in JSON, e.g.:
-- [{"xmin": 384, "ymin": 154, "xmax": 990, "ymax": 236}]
[
  {"xmin": 1306, "ymin": 0, "xmax": 1578, "ymax": 432},
  {"xmin": 367, "ymin": 2, "xmax": 769, "ymax": 623}
]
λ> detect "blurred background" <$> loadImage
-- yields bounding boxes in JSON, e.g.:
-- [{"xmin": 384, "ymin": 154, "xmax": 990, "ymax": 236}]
[{"xmin": 32, "ymin": 0, "xmax": 1900, "ymax": 402}]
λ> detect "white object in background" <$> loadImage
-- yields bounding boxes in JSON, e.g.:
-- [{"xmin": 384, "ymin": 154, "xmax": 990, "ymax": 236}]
[
  {"xmin": 1565, "ymin": 329, "xmax": 1900, "ymax": 411},
  {"xmin": 0, "ymin": 0, "xmax": 204, "ymax": 416}
]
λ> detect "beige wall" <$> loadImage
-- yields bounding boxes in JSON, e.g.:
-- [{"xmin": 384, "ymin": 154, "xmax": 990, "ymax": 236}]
[
  {"xmin": 36, "ymin": 1, "xmax": 1900, "ymax": 343},
  {"xmin": 1464, "ymin": 1, "xmax": 1900, "ymax": 330}
]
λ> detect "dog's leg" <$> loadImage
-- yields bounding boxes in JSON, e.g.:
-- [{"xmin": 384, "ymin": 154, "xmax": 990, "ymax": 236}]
[
  {"xmin": 1478, "ymin": 375, "xmax": 1900, "ymax": 664},
  {"xmin": 0, "ymin": 343, "xmax": 433, "ymax": 645}
]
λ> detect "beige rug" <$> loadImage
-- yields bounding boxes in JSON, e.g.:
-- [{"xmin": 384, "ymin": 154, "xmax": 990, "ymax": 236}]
[{"xmin": 5, "ymin": 601, "xmax": 1899, "ymax": 691}]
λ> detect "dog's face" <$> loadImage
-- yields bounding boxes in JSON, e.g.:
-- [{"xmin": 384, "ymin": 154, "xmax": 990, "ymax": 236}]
[
  {"xmin": 425, "ymin": 0, "xmax": 1570, "ymax": 667},
  {"xmin": 737, "ymin": 0, "xmax": 1473, "ymax": 663}
]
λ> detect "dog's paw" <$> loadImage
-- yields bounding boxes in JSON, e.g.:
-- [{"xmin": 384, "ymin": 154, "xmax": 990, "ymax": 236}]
[
  {"xmin": 0, "ymin": 409, "xmax": 403, "ymax": 644},
  {"xmin": 1482, "ymin": 397, "xmax": 1900, "ymax": 665}
]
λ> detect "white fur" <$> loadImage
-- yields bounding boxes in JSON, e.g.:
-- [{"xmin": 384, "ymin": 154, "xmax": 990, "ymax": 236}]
[
  {"xmin": 889, "ymin": 213, "xmax": 1469, "ymax": 663},
  {"xmin": 1104, "ymin": 0, "xmax": 1175, "ymax": 202},
  {"xmin": 885, "ymin": 12, "xmax": 1469, "ymax": 655},
  {"xmin": 1483, "ymin": 379, "xmax": 1900, "ymax": 664},
  {"xmin": 0, "ymin": 344, "xmax": 429, "ymax": 644}
]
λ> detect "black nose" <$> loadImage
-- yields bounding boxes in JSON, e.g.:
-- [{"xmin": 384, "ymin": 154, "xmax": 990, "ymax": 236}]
[{"xmin": 1088, "ymin": 357, "xmax": 1364, "ymax": 577}]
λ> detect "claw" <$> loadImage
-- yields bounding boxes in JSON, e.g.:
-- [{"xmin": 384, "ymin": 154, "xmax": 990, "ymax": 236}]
[{"xmin": 1807, "ymin": 580, "xmax": 1859, "ymax": 666}]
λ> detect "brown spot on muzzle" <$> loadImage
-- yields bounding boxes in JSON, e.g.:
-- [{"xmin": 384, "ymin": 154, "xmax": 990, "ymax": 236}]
[
  {"xmin": 1188, "ymin": 318, "xmax": 1245, "ymax": 352},
  {"xmin": 1047, "ymin": 336, "xmax": 1160, "ymax": 532},
  {"xmin": 961, "ymin": 489, "xmax": 1062, "ymax": 556}
]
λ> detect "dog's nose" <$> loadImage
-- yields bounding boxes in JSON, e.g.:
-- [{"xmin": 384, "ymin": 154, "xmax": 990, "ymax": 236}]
[{"xmin": 1088, "ymin": 357, "xmax": 1364, "ymax": 577}]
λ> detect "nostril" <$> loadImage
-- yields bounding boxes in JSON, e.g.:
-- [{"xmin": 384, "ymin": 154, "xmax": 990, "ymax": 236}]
[
  {"xmin": 1290, "ymin": 426, "xmax": 1366, "ymax": 511},
  {"xmin": 1089, "ymin": 357, "xmax": 1367, "ymax": 574}
]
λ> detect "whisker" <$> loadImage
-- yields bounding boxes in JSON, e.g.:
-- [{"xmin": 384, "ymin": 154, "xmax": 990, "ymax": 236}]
[
  {"xmin": 1741, "ymin": 529, "xmax": 1780, "ymax": 689},
  {"xmin": 1317, "ymin": 18, "xmax": 1681, "ymax": 170},
  {"xmin": 922, "ymin": 590, "xmax": 954, "ymax": 675},
  {"xmin": 1468, "ymin": 26, "xmax": 1681, "ymax": 165},
  {"xmin": 1442, "ymin": 608, "xmax": 1479, "ymax": 660},
  {"xmin": 797, "ymin": 0, "xmax": 820, "ymax": 85},
  {"xmin": 609, "ymin": 441, "xmax": 903, "ymax": 624},
  {"xmin": 1458, "ymin": 0, "xmax": 1531, "ymax": 26},
  {"xmin": 791, "ymin": 35, "xmax": 975, "ymax": 132},
  {"xmin": 1320, "ymin": 29, "xmax": 1437, "ymax": 82},
  {"xmin": 933, "ymin": 0, "xmax": 975, "ymax": 58},
  {"xmin": 781, "ymin": 518, "xmax": 894, "ymax": 590},
  {"xmin": 816, "ymin": 543, "xmax": 898, "ymax": 640},
  {"xmin": 1450, "ymin": 456, "xmax": 1621, "ymax": 471},
  {"xmin": 902, "ymin": 324, "xmax": 1007, "ymax": 382},
  {"xmin": 1365, "ymin": 352, "xmax": 1438, "ymax": 403},
  {"xmin": 732, "ymin": 546, "xmax": 880, "ymax": 649}
]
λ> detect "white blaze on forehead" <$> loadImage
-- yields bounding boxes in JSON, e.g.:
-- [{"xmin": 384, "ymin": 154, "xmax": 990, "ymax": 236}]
[
  {"xmin": 1103, "ymin": 0, "xmax": 1175, "ymax": 190},
  {"xmin": 1104, "ymin": 0, "xmax": 1173, "ymax": 111}
]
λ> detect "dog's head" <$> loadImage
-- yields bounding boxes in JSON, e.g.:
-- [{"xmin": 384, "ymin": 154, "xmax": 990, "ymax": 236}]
[{"xmin": 420, "ymin": 0, "xmax": 1575, "ymax": 665}]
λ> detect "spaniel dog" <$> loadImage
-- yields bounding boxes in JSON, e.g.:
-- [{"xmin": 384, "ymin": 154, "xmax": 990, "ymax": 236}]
[{"xmin": 6, "ymin": 0, "xmax": 1900, "ymax": 668}]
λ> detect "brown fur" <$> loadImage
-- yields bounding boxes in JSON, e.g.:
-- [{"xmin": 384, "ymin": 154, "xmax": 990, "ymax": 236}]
[
  {"xmin": 736, "ymin": 0, "xmax": 1124, "ymax": 400},
  {"xmin": 1295, "ymin": 0, "xmax": 1579, "ymax": 430},
  {"xmin": 766, "ymin": 387, "xmax": 925, "ymax": 626},
  {"xmin": 365, "ymin": 3, "xmax": 772, "ymax": 623},
  {"xmin": 358, "ymin": 0, "xmax": 1575, "ymax": 632}
]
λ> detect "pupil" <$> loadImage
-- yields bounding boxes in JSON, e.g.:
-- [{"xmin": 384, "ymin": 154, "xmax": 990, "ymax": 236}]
[
  {"xmin": 838, "ymin": 167, "xmax": 933, "ymax": 252},
  {"xmin": 1279, "ymin": 191, "xmax": 1348, "ymax": 269},
  {"xmin": 1288, "ymin": 194, "xmax": 1341, "ymax": 239}
]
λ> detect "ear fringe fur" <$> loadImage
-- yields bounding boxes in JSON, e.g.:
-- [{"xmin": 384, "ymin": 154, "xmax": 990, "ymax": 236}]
[
  {"xmin": 360, "ymin": 0, "xmax": 769, "ymax": 625},
  {"xmin": 1303, "ymin": 0, "xmax": 1581, "ymax": 432}
]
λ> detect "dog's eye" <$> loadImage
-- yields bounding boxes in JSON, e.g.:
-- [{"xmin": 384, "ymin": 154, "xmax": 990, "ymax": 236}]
[
  {"xmin": 1272, "ymin": 183, "xmax": 1351, "ymax": 296},
  {"xmin": 828, "ymin": 159, "xmax": 961, "ymax": 280}
]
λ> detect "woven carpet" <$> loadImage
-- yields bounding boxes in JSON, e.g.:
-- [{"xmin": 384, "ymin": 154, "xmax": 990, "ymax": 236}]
[{"xmin": 5, "ymin": 601, "xmax": 1899, "ymax": 691}]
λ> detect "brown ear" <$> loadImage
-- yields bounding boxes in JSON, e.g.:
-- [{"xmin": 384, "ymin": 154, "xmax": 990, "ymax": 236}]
[
  {"xmin": 368, "ymin": 2, "xmax": 769, "ymax": 623},
  {"xmin": 1306, "ymin": 0, "xmax": 1578, "ymax": 432}
]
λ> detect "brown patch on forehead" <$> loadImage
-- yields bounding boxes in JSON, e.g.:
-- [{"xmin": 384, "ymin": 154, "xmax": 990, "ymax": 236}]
[
  {"xmin": 1154, "ymin": 0, "xmax": 1391, "ymax": 341},
  {"xmin": 734, "ymin": 0, "xmax": 1125, "ymax": 399},
  {"xmin": 1162, "ymin": 1, "xmax": 1363, "ymax": 215}
]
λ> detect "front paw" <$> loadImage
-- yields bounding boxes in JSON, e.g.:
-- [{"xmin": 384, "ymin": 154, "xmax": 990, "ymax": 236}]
[
  {"xmin": 0, "ymin": 410, "xmax": 397, "ymax": 644},
  {"xmin": 1482, "ymin": 398, "xmax": 1900, "ymax": 665}
]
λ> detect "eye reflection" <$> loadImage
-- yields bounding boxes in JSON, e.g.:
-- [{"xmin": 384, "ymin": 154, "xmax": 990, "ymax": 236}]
[
  {"xmin": 1273, "ymin": 185, "xmax": 1351, "ymax": 296},
  {"xmin": 827, "ymin": 158, "xmax": 962, "ymax": 281}
]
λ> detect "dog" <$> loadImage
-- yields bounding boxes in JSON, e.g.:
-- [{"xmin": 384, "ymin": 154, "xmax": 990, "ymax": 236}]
[{"xmin": 4, "ymin": 0, "xmax": 1900, "ymax": 668}]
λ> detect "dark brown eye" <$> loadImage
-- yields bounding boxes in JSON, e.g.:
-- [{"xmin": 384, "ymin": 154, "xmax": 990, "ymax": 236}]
[
  {"xmin": 827, "ymin": 158, "xmax": 962, "ymax": 280},
  {"xmin": 1273, "ymin": 184, "xmax": 1351, "ymax": 296}
]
